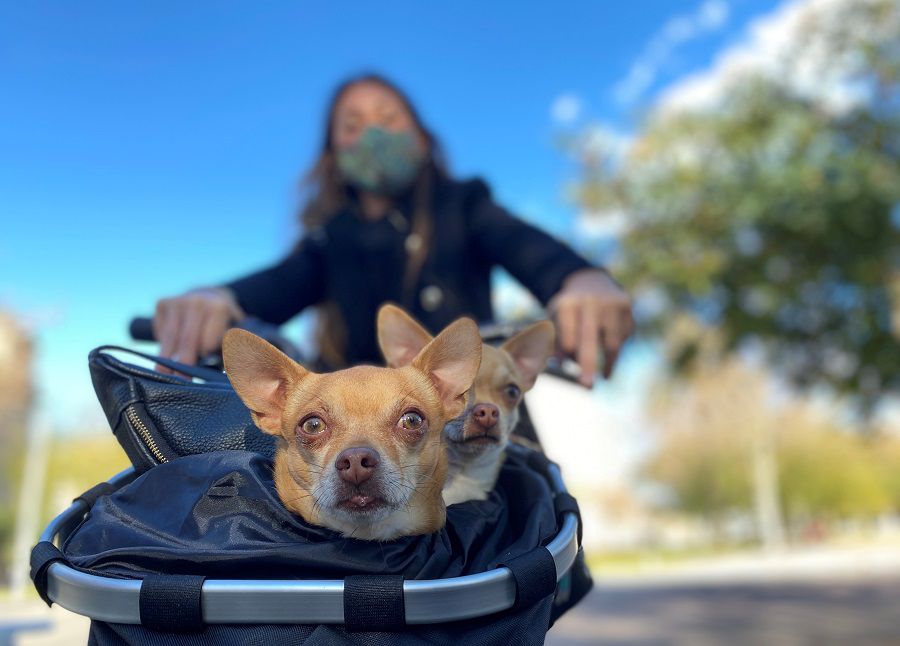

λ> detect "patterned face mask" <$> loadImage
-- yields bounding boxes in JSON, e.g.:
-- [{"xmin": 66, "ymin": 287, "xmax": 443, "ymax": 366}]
[{"xmin": 336, "ymin": 126, "xmax": 426, "ymax": 195}]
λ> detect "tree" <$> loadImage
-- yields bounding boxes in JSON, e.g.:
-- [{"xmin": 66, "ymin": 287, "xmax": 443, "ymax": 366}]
[
  {"xmin": 641, "ymin": 351, "xmax": 785, "ymax": 546},
  {"xmin": 778, "ymin": 416, "xmax": 891, "ymax": 523},
  {"xmin": 0, "ymin": 310, "xmax": 34, "ymax": 585},
  {"xmin": 575, "ymin": 0, "xmax": 900, "ymax": 414},
  {"xmin": 643, "ymin": 354, "xmax": 898, "ymax": 537}
]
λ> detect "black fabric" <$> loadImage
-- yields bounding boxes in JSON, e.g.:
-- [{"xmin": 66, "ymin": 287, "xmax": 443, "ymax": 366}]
[
  {"xmin": 74, "ymin": 482, "xmax": 118, "ymax": 509},
  {"xmin": 89, "ymin": 597, "xmax": 554, "ymax": 646},
  {"xmin": 498, "ymin": 548, "xmax": 557, "ymax": 612},
  {"xmin": 526, "ymin": 449, "xmax": 553, "ymax": 479},
  {"xmin": 66, "ymin": 448, "xmax": 587, "ymax": 645},
  {"xmin": 88, "ymin": 346, "xmax": 274, "ymax": 471},
  {"xmin": 139, "ymin": 575, "xmax": 205, "ymax": 633},
  {"xmin": 554, "ymin": 491, "xmax": 583, "ymax": 546},
  {"xmin": 225, "ymin": 169, "xmax": 594, "ymax": 368},
  {"xmin": 64, "ymin": 450, "xmax": 557, "ymax": 581},
  {"xmin": 30, "ymin": 541, "xmax": 68, "ymax": 606},
  {"xmin": 343, "ymin": 575, "xmax": 405, "ymax": 631}
]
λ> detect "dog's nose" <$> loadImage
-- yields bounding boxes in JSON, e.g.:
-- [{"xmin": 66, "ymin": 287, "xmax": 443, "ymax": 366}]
[
  {"xmin": 334, "ymin": 447, "xmax": 380, "ymax": 485},
  {"xmin": 472, "ymin": 403, "xmax": 499, "ymax": 429}
]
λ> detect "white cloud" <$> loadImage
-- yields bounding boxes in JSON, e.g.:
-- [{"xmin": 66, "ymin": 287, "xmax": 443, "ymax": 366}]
[
  {"xmin": 579, "ymin": 123, "xmax": 634, "ymax": 161},
  {"xmin": 576, "ymin": 208, "xmax": 631, "ymax": 239},
  {"xmin": 614, "ymin": 0, "xmax": 731, "ymax": 105},
  {"xmin": 658, "ymin": 0, "xmax": 897, "ymax": 116},
  {"xmin": 698, "ymin": 0, "xmax": 729, "ymax": 30},
  {"xmin": 550, "ymin": 93, "xmax": 584, "ymax": 124}
]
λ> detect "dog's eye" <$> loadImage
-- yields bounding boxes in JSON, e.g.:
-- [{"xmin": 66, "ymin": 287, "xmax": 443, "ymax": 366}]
[
  {"xmin": 300, "ymin": 416, "xmax": 326, "ymax": 435},
  {"xmin": 399, "ymin": 411, "xmax": 424, "ymax": 430},
  {"xmin": 505, "ymin": 384, "xmax": 521, "ymax": 400}
]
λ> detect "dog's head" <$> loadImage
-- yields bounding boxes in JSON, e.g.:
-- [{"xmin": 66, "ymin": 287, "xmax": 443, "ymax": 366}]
[
  {"xmin": 223, "ymin": 319, "xmax": 481, "ymax": 540},
  {"xmin": 377, "ymin": 305, "xmax": 555, "ymax": 459}
]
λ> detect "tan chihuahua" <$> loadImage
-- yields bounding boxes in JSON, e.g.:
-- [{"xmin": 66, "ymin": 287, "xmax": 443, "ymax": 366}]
[
  {"xmin": 222, "ymin": 318, "xmax": 481, "ymax": 541},
  {"xmin": 377, "ymin": 305, "xmax": 555, "ymax": 506}
]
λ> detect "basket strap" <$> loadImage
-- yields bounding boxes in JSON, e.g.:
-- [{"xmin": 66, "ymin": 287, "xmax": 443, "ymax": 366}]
[
  {"xmin": 30, "ymin": 541, "xmax": 69, "ymax": 606},
  {"xmin": 73, "ymin": 482, "xmax": 118, "ymax": 509},
  {"xmin": 91, "ymin": 345, "xmax": 229, "ymax": 383},
  {"xmin": 498, "ymin": 547, "xmax": 558, "ymax": 612},
  {"xmin": 343, "ymin": 574, "xmax": 406, "ymax": 631},
  {"xmin": 554, "ymin": 492, "xmax": 583, "ymax": 546},
  {"xmin": 139, "ymin": 574, "xmax": 206, "ymax": 633}
]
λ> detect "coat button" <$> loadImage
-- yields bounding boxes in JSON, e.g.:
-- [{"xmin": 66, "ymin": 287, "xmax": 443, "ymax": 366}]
[
  {"xmin": 420, "ymin": 285, "xmax": 444, "ymax": 312},
  {"xmin": 405, "ymin": 233, "xmax": 423, "ymax": 254}
]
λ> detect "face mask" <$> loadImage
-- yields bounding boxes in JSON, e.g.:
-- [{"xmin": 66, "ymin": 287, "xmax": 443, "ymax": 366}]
[{"xmin": 336, "ymin": 126, "xmax": 426, "ymax": 195}]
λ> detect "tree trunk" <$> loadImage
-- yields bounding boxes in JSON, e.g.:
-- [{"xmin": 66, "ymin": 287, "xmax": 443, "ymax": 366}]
[{"xmin": 752, "ymin": 428, "xmax": 786, "ymax": 551}]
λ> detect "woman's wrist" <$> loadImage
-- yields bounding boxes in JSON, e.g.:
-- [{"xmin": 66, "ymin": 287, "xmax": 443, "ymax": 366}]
[
  {"xmin": 188, "ymin": 286, "xmax": 246, "ymax": 322},
  {"xmin": 559, "ymin": 267, "xmax": 621, "ymax": 294}
]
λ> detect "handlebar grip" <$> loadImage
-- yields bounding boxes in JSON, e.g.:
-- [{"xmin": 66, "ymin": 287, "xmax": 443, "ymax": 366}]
[{"xmin": 129, "ymin": 317, "xmax": 156, "ymax": 342}]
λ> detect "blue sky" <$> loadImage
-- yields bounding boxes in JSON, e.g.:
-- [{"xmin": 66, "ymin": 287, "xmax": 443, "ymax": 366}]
[{"xmin": 1, "ymin": 0, "xmax": 783, "ymax": 430}]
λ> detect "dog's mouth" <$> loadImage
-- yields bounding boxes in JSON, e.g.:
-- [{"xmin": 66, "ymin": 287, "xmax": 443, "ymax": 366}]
[
  {"xmin": 337, "ymin": 493, "xmax": 389, "ymax": 511},
  {"xmin": 446, "ymin": 421, "xmax": 503, "ymax": 452},
  {"xmin": 330, "ymin": 480, "xmax": 399, "ymax": 515}
]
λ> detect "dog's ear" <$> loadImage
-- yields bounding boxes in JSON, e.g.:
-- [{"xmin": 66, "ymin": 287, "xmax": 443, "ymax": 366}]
[
  {"xmin": 412, "ymin": 317, "xmax": 482, "ymax": 419},
  {"xmin": 377, "ymin": 303, "xmax": 434, "ymax": 368},
  {"xmin": 502, "ymin": 320, "xmax": 556, "ymax": 390},
  {"xmin": 222, "ymin": 328, "xmax": 309, "ymax": 435}
]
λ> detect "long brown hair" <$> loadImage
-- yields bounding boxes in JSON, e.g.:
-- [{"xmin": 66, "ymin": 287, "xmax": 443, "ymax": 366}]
[{"xmin": 300, "ymin": 73, "xmax": 448, "ymax": 367}]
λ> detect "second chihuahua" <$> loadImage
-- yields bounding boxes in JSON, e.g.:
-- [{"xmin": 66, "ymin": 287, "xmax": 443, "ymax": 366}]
[
  {"xmin": 377, "ymin": 305, "xmax": 555, "ymax": 506},
  {"xmin": 223, "ymin": 317, "xmax": 481, "ymax": 541}
]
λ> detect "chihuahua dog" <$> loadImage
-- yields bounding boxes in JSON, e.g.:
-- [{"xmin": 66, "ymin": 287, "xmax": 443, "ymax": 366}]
[
  {"xmin": 222, "ymin": 318, "xmax": 481, "ymax": 540},
  {"xmin": 377, "ymin": 305, "xmax": 555, "ymax": 506}
]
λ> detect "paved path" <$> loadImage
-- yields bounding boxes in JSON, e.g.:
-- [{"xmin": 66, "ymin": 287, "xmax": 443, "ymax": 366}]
[
  {"xmin": 547, "ymin": 577, "xmax": 900, "ymax": 645},
  {"xmin": 0, "ymin": 601, "xmax": 87, "ymax": 646}
]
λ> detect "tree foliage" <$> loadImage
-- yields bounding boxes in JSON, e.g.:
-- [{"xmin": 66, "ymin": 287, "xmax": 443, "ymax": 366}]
[
  {"xmin": 642, "ymin": 357, "xmax": 900, "ymax": 526},
  {"xmin": 576, "ymin": 0, "xmax": 900, "ymax": 411},
  {"xmin": 778, "ymin": 420, "xmax": 892, "ymax": 521}
]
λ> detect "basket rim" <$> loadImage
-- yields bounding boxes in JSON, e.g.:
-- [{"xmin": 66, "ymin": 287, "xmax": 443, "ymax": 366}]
[{"xmin": 38, "ymin": 448, "xmax": 580, "ymax": 625}]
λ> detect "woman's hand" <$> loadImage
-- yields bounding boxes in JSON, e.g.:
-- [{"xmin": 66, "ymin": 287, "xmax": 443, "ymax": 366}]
[
  {"xmin": 153, "ymin": 287, "xmax": 245, "ymax": 371},
  {"xmin": 548, "ymin": 269, "xmax": 634, "ymax": 387}
]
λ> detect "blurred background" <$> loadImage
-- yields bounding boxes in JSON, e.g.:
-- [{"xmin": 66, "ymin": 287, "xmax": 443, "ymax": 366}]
[{"xmin": 1, "ymin": 0, "xmax": 898, "ymax": 644}]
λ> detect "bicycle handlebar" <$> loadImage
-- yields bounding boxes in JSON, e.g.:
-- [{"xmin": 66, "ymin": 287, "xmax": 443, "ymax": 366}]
[
  {"xmin": 129, "ymin": 317, "xmax": 155, "ymax": 342},
  {"xmin": 129, "ymin": 316, "xmax": 585, "ymax": 385}
]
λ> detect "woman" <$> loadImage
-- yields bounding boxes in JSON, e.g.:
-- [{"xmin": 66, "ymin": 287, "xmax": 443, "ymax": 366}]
[{"xmin": 153, "ymin": 74, "xmax": 633, "ymax": 387}]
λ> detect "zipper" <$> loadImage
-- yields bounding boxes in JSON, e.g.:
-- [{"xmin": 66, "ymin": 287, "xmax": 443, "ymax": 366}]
[{"xmin": 125, "ymin": 404, "xmax": 168, "ymax": 464}]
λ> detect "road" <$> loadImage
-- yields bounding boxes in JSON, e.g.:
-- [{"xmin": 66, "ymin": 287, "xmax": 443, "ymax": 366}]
[{"xmin": 547, "ymin": 578, "xmax": 900, "ymax": 645}]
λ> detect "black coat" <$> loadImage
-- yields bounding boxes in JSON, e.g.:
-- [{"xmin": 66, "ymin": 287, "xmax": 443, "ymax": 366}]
[{"xmin": 225, "ymin": 173, "xmax": 592, "ymax": 366}]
